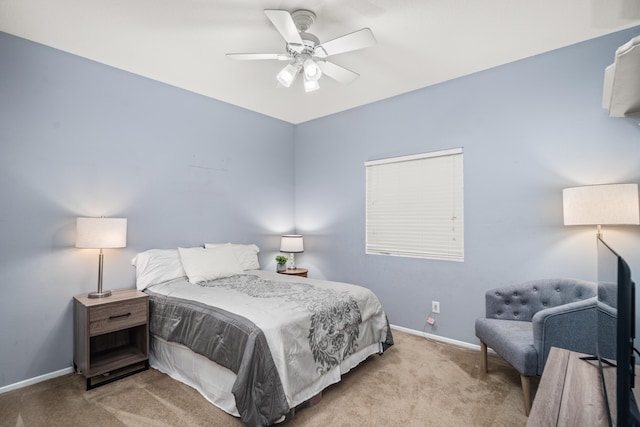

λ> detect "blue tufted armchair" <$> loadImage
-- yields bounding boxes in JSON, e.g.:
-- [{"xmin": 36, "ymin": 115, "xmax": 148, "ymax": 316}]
[{"xmin": 475, "ymin": 278, "xmax": 599, "ymax": 415}]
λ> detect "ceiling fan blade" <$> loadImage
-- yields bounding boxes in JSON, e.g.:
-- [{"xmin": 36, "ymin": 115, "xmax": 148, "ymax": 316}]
[
  {"xmin": 264, "ymin": 10, "xmax": 303, "ymax": 49},
  {"xmin": 317, "ymin": 61, "xmax": 360, "ymax": 85},
  {"xmin": 314, "ymin": 28, "xmax": 376, "ymax": 58},
  {"xmin": 226, "ymin": 53, "xmax": 290, "ymax": 61}
]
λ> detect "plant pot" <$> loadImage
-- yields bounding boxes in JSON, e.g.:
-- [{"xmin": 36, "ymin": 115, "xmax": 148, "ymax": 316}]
[{"xmin": 277, "ymin": 264, "xmax": 287, "ymax": 272}]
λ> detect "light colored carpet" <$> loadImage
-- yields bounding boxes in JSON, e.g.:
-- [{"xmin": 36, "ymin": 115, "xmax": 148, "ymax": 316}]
[{"xmin": 0, "ymin": 330, "xmax": 535, "ymax": 426}]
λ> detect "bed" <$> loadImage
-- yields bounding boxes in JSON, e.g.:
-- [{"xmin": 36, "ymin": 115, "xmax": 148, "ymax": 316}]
[{"xmin": 132, "ymin": 244, "xmax": 393, "ymax": 426}]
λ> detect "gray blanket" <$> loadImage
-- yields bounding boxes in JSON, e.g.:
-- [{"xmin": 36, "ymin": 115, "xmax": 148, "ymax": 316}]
[{"xmin": 146, "ymin": 290, "xmax": 288, "ymax": 426}]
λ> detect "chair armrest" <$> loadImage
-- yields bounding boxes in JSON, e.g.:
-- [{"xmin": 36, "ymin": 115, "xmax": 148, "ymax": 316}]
[{"xmin": 532, "ymin": 297, "xmax": 598, "ymax": 375}]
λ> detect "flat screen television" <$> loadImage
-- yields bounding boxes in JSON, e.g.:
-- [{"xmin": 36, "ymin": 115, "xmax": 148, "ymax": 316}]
[{"xmin": 597, "ymin": 237, "xmax": 640, "ymax": 426}]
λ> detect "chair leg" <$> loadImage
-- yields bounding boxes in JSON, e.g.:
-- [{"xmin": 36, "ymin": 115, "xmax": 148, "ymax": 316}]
[
  {"xmin": 520, "ymin": 374, "xmax": 532, "ymax": 416},
  {"xmin": 480, "ymin": 341, "xmax": 488, "ymax": 373}
]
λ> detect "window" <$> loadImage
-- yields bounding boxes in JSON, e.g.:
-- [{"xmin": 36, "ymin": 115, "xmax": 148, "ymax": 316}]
[{"xmin": 365, "ymin": 148, "xmax": 464, "ymax": 261}]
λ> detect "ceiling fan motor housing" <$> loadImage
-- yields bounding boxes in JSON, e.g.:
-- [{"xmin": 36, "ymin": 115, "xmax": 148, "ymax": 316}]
[
  {"xmin": 285, "ymin": 11, "xmax": 320, "ymax": 57},
  {"xmin": 287, "ymin": 32, "xmax": 320, "ymax": 55}
]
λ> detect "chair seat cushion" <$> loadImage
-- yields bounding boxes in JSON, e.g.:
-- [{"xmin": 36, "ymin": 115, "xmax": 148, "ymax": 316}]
[{"xmin": 475, "ymin": 318, "xmax": 537, "ymax": 376}]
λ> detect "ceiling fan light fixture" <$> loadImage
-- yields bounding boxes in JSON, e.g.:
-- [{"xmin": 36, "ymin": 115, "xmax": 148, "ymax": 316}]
[
  {"xmin": 277, "ymin": 62, "xmax": 300, "ymax": 87},
  {"xmin": 303, "ymin": 57, "xmax": 322, "ymax": 81},
  {"xmin": 303, "ymin": 75, "xmax": 320, "ymax": 93}
]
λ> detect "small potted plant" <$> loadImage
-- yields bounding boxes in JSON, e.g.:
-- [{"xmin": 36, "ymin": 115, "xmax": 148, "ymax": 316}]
[{"xmin": 275, "ymin": 255, "xmax": 288, "ymax": 272}]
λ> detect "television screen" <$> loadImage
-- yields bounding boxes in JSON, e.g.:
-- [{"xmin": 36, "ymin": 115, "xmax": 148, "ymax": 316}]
[{"xmin": 597, "ymin": 237, "xmax": 639, "ymax": 427}]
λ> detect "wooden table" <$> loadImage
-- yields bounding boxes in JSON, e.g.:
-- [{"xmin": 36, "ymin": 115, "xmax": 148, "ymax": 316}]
[{"xmin": 527, "ymin": 347, "xmax": 614, "ymax": 426}]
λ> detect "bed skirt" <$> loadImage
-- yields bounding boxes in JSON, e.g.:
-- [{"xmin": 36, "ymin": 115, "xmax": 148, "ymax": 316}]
[{"xmin": 149, "ymin": 334, "xmax": 384, "ymax": 420}]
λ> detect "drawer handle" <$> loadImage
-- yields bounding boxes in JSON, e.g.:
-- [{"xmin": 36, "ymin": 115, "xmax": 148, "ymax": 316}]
[{"xmin": 109, "ymin": 312, "xmax": 131, "ymax": 320}]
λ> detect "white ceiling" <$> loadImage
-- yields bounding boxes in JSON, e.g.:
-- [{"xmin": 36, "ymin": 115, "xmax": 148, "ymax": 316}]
[{"xmin": 1, "ymin": 0, "xmax": 639, "ymax": 124}]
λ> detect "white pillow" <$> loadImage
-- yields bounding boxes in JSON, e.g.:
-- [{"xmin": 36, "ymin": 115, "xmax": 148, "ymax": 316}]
[
  {"xmin": 204, "ymin": 243, "xmax": 260, "ymax": 270},
  {"xmin": 178, "ymin": 245, "xmax": 244, "ymax": 284},
  {"xmin": 131, "ymin": 249, "xmax": 187, "ymax": 291}
]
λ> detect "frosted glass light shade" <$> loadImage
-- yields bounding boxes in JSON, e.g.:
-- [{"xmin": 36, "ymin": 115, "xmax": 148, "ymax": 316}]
[
  {"xmin": 277, "ymin": 63, "xmax": 300, "ymax": 88},
  {"xmin": 304, "ymin": 76, "xmax": 320, "ymax": 93},
  {"xmin": 76, "ymin": 217, "xmax": 127, "ymax": 248},
  {"xmin": 280, "ymin": 235, "xmax": 304, "ymax": 253},
  {"xmin": 563, "ymin": 184, "xmax": 640, "ymax": 226},
  {"xmin": 303, "ymin": 58, "xmax": 322, "ymax": 81}
]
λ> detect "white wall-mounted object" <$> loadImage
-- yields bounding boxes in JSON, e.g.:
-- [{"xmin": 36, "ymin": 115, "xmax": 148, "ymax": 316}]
[{"xmin": 602, "ymin": 35, "xmax": 640, "ymax": 119}]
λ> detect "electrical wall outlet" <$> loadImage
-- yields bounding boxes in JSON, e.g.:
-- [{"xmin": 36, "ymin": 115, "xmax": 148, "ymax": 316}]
[{"xmin": 432, "ymin": 301, "xmax": 440, "ymax": 314}]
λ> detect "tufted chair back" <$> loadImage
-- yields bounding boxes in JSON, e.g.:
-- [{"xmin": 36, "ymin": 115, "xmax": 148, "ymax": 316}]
[{"xmin": 484, "ymin": 278, "xmax": 597, "ymax": 322}]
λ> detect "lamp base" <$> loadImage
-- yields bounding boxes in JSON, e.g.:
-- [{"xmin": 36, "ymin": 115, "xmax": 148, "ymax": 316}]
[
  {"xmin": 287, "ymin": 252, "xmax": 296, "ymax": 270},
  {"xmin": 88, "ymin": 290, "xmax": 112, "ymax": 299}
]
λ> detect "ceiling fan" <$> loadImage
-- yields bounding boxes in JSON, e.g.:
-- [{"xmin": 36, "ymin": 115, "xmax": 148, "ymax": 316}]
[{"xmin": 226, "ymin": 9, "xmax": 376, "ymax": 93}]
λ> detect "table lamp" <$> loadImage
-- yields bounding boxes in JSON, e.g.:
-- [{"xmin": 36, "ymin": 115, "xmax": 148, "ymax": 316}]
[
  {"xmin": 76, "ymin": 217, "xmax": 127, "ymax": 298},
  {"xmin": 280, "ymin": 235, "xmax": 304, "ymax": 270}
]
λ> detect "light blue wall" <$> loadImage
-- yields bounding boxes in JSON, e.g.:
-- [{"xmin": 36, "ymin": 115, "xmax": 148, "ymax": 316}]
[
  {"xmin": 3, "ymin": 26, "xmax": 640, "ymax": 389},
  {"xmin": 294, "ymin": 27, "xmax": 640, "ymax": 345},
  {"xmin": 0, "ymin": 32, "xmax": 295, "ymax": 388}
]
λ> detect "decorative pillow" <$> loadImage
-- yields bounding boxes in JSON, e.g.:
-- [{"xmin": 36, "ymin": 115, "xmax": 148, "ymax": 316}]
[
  {"xmin": 178, "ymin": 245, "xmax": 244, "ymax": 284},
  {"xmin": 204, "ymin": 243, "xmax": 260, "ymax": 271},
  {"xmin": 131, "ymin": 249, "xmax": 187, "ymax": 291}
]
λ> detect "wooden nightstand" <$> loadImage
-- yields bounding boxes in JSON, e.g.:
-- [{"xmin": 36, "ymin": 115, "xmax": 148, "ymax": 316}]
[
  {"xmin": 278, "ymin": 268, "xmax": 308, "ymax": 278},
  {"xmin": 73, "ymin": 288, "xmax": 149, "ymax": 390}
]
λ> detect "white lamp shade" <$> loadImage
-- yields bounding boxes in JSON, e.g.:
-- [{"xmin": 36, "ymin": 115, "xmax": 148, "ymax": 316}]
[
  {"xmin": 303, "ymin": 58, "xmax": 322, "ymax": 81},
  {"xmin": 563, "ymin": 184, "xmax": 640, "ymax": 225},
  {"xmin": 304, "ymin": 75, "xmax": 320, "ymax": 93},
  {"xmin": 280, "ymin": 235, "xmax": 304, "ymax": 253},
  {"xmin": 277, "ymin": 63, "xmax": 300, "ymax": 88},
  {"xmin": 76, "ymin": 217, "xmax": 127, "ymax": 248}
]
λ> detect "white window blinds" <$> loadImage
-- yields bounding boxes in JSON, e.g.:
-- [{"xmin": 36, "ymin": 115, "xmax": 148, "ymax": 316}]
[{"xmin": 365, "ymin": 148, "xmax": 464, "ymax": 261}]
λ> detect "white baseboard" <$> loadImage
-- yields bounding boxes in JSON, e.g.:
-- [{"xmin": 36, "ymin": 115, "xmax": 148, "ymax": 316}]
[
  {"xmin": 0, "ymin": 366, "xmax": 74, "ymax": 395},
  {"xmin": 390, "ymin": 324, "xmax": 482, "ymax": 351}
]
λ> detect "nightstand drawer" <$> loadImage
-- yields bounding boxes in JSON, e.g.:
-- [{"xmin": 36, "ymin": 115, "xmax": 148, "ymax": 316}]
[{"xmin": 89, "ymin": 298, "xmax": 147, "ymax": 336}]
